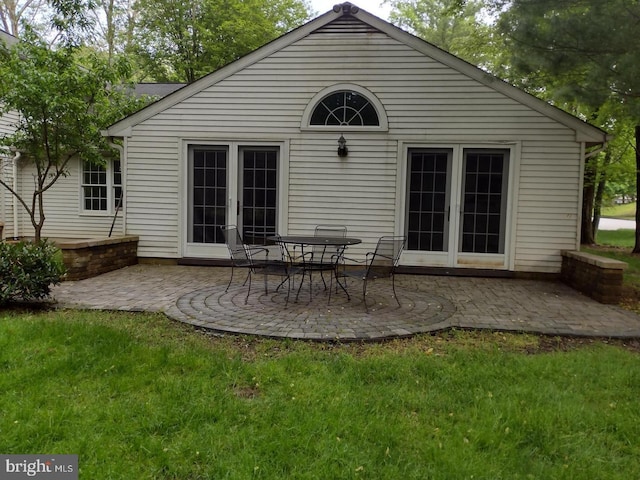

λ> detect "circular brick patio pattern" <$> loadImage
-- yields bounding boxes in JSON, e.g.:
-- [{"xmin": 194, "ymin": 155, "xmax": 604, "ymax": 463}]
[{"xmin": 172, "ymin": 279, "xmax": 457, "ymax": 341}]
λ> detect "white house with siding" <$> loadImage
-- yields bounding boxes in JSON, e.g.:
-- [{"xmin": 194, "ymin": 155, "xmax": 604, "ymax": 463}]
[{"xmin": 6, "ymin": 4, "xmax": 609, "ymax": 274}]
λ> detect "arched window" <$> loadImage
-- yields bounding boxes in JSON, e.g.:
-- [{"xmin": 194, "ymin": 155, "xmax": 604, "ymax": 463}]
[
  {"xmin": 310, "ymin": 91, "xmax": 380, "ymax": 126},
  {"xmin": 302, "ymin": 84, "xmax": 388, "ymax": 131}
]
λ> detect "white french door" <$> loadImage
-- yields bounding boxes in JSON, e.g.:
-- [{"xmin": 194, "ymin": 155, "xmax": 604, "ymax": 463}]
[
  {"xmin": 404, "ymin": 148, "xmax": 453, "ymax": 267},
  {"xmin": 403, "ymin": 146, "xmax": 512, "ymax": 269},
  {"xmin": 237, "ymin": 147, "xmax": 279, "ymax": 245},
  {"xmin": 183, "ymin": 144, "xmax": 281, "ymax": 258}
]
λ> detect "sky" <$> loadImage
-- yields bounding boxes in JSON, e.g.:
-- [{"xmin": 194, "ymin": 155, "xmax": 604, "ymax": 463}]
[{"xmin": 308, "ymin": 0, "xmax": 392, "ymax": 20}]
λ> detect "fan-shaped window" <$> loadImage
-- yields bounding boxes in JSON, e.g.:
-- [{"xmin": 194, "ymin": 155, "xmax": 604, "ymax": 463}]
[{"xmin": 310, "ymin": 91, "xmax": 380, "ymax": 126}]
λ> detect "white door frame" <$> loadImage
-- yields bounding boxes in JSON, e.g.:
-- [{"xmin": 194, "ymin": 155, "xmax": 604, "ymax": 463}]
[
  {"xmin": 180, "ymin": 139, "xmax": 289, "ymax": 259},
  {"xmin": 397, "ymin": 142, "xmax": 519, "ymax": 270}
]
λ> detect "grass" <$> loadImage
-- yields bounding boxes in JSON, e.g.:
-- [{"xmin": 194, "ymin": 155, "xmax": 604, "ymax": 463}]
[
  {"xmin": 587, "ymin": 229, "xmax": 640, "ymax": 292},
  {"xmin": 601, "ymin": 202, "xmax": 636, "ymax": 219},
  {"xmin": 595, "ymin": 229, "xmax": 636, "ymax": 248},
  {"xmin": 1, "ymin": 309, "xmax": 639, "ymax": 479}
]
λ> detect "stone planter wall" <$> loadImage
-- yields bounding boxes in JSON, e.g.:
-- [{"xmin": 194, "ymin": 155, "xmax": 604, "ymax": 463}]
[
  {"xmin": 55, "ymin": 236, "xmax": 139, "ymax": 281},
  {"xmin": 561, "ymin": 250, "xmax": 627, "ymax": 304}
]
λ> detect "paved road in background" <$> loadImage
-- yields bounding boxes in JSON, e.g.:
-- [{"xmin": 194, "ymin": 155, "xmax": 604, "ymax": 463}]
[{"xmin": 599, "ymin": 217, "xmax": 635, "ymax": 230}]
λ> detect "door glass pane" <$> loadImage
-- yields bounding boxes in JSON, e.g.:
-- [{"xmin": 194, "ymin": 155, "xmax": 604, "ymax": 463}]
[
  {"xmin": 406, "ymin": 149, "xmax": 451, "ymax": 251},
  {"xmin": 460, "ymin": 150, "xmax": 508, "ymax": 254},
  {"xmin": 189, "ymin": 147, "xmax": 227, "ymax": 244},
  {"xmin": 242, "ymin": 149, "xmax": 278, "ymax": 245}
]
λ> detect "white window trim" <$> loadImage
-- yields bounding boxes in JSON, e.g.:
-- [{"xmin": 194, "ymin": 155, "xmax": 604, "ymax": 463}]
[
  {"xmin": 300, "ymin": 83, "xmax": 389, "ymax": 132},
  {"xmin": 79, "ymin": 158, "xmax": 121, "ymax": 216}
]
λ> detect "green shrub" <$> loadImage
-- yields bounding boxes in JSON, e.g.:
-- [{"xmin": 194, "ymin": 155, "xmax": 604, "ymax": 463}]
[{"xmin": 0, "ymin": 240, "xmax": 66, "ymax": 305}]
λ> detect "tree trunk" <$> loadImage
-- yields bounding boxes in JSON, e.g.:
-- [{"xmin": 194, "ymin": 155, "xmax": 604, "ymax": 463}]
[
  {"xmin": 633, "ymin": 125, "xmax": 640, "ymax": 253},
  {"xmin": 581, "ymin": 156, "xmax": 597, "ymax": 245},
  {"xmin": 593, "ymin": 149, "xmax": 611, "ymax": 238}
]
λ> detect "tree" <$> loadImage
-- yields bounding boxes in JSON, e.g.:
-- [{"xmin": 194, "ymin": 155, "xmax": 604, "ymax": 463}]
[
  {"xmin": 132, "ymin": 0, "xmax": 312, "ymax": 83},
  {"xmin": 0, "ymin": 30, "xmax": 147, "ymax": 242},
  {"xmin": 495, "ymin": 0, "xmax": 640, "ymax": 248},
  {"xmin": 88, "ymin": 0, "xmax": 136, "ymax": 63},
  {"xmin": 590, "ymin": 115, "xmax": 636, "ymax": 233},
  {"xmin": 388, "ymin": 0, "xmax": 498, "ymax": 69},
  {"xmin": 0, "ymin": 0, "xmax": 50, "ymax": 36}
]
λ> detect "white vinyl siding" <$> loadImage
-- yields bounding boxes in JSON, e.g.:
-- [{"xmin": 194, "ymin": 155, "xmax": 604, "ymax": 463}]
[
  {"xmin": 0, "ymin": 108, "xmax": 19, "ymax": 136},
  {"xmin": 117, "ymin": 20, "xmax": 588, "ymax": 272},
  {"xmin": 514, "ymin": 141, "xmax": 581, "ymax": 272},
  {"xmin": 10, "ymin": 158, "xmax": 124, "ymax": 239},
  {"xmin": 0, "ymin": 109, "xmax": 19, "ymax": 238},
  {"xmin": 125, "ymin": 137, "xmax": 180, "ymax": 257}
]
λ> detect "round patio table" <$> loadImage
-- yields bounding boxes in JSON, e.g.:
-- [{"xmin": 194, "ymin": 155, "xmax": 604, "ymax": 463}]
[
  {"xmin": 268, "ymin": 235, "xmax": 362, "ymax": 301},
  {"xmin": 271, "ymin": 235, "xmax": 362, "ymax": 247}
]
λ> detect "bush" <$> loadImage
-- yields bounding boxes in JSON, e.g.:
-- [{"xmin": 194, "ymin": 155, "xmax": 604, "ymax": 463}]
[{"xmin": 0, "ymin": 240, "xmax": 66, "ymax": 305}]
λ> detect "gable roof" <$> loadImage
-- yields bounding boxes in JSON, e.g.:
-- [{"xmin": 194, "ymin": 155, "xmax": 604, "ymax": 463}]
[
  {"xmin": 105, "ymin": 2, "xmax": 608, "ymax": 146},
  {"xmin": 0, "ymin": 29, "xmax": 18, "ymax": 47}
]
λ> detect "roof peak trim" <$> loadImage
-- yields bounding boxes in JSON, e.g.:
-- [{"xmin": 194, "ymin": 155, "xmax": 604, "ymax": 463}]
[{"xmin": 105, "ymin": 3, "xmax": 607, "ymax": 145}]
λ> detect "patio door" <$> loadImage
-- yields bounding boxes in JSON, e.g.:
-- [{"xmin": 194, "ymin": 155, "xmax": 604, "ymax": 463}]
[
  {"xmin": 405, "ymin": 148, "xmax": 453, "ymax": 267},
  {"xmin": 404, "ymin": 147, "xmax": 511, "ymax": 269},
  {"xmin": 238, "ymin": 147, "xmax": 279, "ymax": 245},
  {"xmin": 184, "ymin": 144, "xmax": 279, "ymax": 258},
  {"xmin": 458, "ymin": 150, "xmax": 509, "ymax": 258}
]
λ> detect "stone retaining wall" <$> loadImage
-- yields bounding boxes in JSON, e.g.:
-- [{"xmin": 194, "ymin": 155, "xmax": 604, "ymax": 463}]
[
  {"xmin": 561, "ymin": 250, "xmax": 627, "ymax": 304},
  {"xmin": 55, "ymin": 236, "xmax": 139, "ymax": 281}
]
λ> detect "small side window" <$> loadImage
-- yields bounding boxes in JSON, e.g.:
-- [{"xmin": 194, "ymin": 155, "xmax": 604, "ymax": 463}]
[
  {"xmin": 82, "ymin": 161, "xmax": 108, "ymax": 211},
  {"xmin": 81, "ymin": 159, "xmax": 121, "ymax": 213}
]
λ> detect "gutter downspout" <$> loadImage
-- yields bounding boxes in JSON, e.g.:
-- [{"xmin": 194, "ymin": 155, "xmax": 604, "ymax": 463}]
[
  {"xmin": 107, "ymin": 137, "xmax": 125, "ymax": 237},
  {"xmin": 584, "ymin": 143, "xmax": 607, "ymax": 160}
]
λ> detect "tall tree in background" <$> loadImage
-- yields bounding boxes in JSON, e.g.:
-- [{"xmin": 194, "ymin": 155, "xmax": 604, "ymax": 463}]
[
  {"xmin": 0, "ymin": 0, "xmax": 50, "ymax": 35},
  {"xmin": 88, "ymin": 0, "xmax": 136, "ymax": 63},
  {"xmin": 388, "ymin": 0, "xmax": 499, "ymax": 69},
  {"xmin": 133, "ymin": 0, "xmax": 311, "ymax": 83},
  {"xmin": 495, "ymin": 0, "xmax": 640, "ymax": 248}
]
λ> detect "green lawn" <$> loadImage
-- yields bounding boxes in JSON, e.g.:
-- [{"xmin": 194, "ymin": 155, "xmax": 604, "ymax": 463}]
[
  {"xmin": 1, "ymin": 310, "xmax": 638, "ymax": 479},
  {"xmin": 601, "ymin": 202, "xmax": 636, "ymax": 219},
  {"xmin": 595, "ymin": 229, "xmax": 636, "ymax": 249},
  {"xmin": 588, "ymin": 229, "xmax": 640, "ymax": 290}
]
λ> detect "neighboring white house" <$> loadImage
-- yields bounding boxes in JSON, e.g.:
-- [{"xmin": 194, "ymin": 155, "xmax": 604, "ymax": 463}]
[{"xmin": 6, "ymin": 4, "xmax": 609, "ymax": 274}]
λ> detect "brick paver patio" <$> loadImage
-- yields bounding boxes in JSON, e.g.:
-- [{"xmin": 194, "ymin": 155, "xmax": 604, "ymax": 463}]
[{"xmin": 51, "ymin": 264, "xmax": 640, "ymax": 341}]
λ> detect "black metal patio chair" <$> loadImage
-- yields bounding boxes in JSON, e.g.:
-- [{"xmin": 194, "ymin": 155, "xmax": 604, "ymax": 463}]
[
  {"xmin": 264, "ymin": 235, "xmax": 303, "ymax": 304},
  {"xmin": 221, "ymin": 226, "xmax": 299, "ymax": 304},
  {"xmin": 306, "ymin": 225, "xmax": 348, "ymax": 290},
  {"xmin": 330, "ymin": 235, "xmax": 406, "ymax": 311}
]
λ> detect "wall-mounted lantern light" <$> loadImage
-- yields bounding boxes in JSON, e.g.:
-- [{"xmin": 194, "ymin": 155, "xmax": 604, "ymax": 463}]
[{"xmin": 337, "ymin": 135, "xmax": 348, "ymax": 157}]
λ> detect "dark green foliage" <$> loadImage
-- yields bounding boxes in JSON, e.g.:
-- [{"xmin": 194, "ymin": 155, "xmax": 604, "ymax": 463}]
[
  {"xmin": 388, "ymin": 0, "xmax": 500, "ymax": 70},
  {"xmin": 497, "ymin": 0, "xmax": 640, "ymax": 114},
  {"xmin": 133, "ymin": 0, "xmax": 312, "ymax": 83},
  {"xmin": 0, "ymin": 29, "xmax": 150, "ymax": 242},
  {"xmin": 0, "ymin": 240, "xmax": 66, "ymax": 305}
]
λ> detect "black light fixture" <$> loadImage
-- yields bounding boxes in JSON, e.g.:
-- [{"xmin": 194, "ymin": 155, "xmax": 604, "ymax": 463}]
[{"xmin": 337, "ymin": 134, "xmax": 348, "ymax": 157}]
